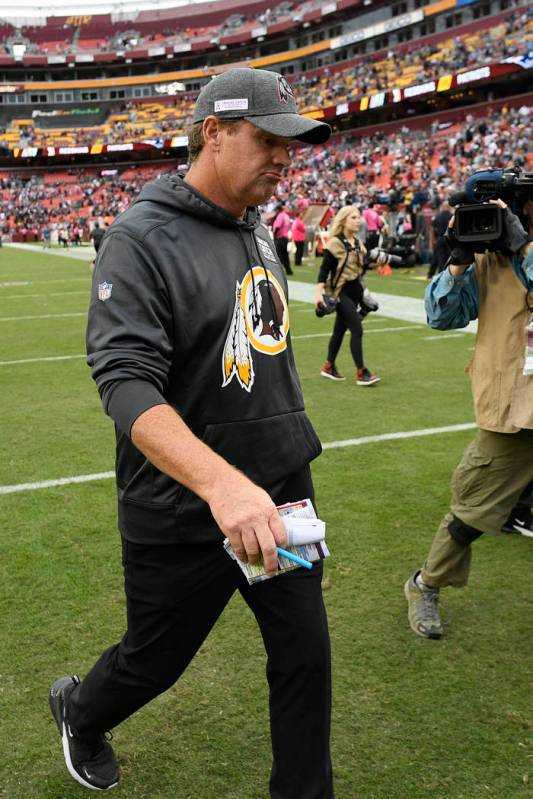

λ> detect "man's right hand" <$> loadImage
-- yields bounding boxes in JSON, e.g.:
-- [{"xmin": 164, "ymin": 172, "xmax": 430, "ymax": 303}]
[{"xmin": 207, "ymin": 474, "xmax": 288, "ymax": 576}]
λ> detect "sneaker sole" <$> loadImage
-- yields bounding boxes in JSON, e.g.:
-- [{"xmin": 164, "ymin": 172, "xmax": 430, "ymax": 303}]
[
  {"xmin": 514, "ymin": 524, "xmax": 533, "ymax": 538},
  {"xmin": 320, "ymin": 371, "xmax": 346, "ymax": 381},
  {"xmin": 403, "ymin": 579, "xmax": 442, "ymax": 640},
  {"xmin": 50, "ymin": 678, "xmax": 118, "ymax": 792},
  {"xmin": 356, "ymin": 378, "xmax": 380, "ymax": 386},
  {"xmin": 61, "ymin": 721, "xmax": 118, "ymax": 792}
]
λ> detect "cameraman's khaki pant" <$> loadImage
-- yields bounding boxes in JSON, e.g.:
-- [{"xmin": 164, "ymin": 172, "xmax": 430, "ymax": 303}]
[{"xmin": 421, "ymin": 429, "xmax": 533, "ymax": 589}]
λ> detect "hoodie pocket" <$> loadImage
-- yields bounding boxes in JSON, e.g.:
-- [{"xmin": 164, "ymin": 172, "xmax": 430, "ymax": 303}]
[
  {"xmin": 201, "ymin": 410, "xmax": 321, "ymax": 485},
  {"xmin": 171, "ymin": 410, "xmax": 321, "ymax": 535},
  {"xmin": 119, "ymin": 410, "xmax": 321, "ymax": 544}
]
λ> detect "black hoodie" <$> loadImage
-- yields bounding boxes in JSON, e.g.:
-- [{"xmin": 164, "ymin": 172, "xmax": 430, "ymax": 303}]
[{"xmin": 87, "ymin": 175, "xmax": 321, "ymax": 544}]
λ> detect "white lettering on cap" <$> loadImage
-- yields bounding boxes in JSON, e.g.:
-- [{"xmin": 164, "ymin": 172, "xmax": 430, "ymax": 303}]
[{"xmin": 214, "ymin": 98, "xmax": 249, "ymax": 112}]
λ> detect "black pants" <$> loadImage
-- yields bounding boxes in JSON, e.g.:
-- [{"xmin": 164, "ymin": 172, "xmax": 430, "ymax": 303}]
[
  {"xmin": 427, "ymin": 238, "xmax": 450, "ymax": 278},
  {"xmin": 68, "ymin": 468, "xmax": 334, "ymax": 799},
  {"xmin": 327, "ymin": 289, "xmax": 364, "ymax": 370},
  {"xmin": 274, "ymin": 236, "xmax": 292, "ymax": 275},
  {"xmin": 365, "ymin": 231, "xmax": 379, "ymax": 251},
  {"xmin": 294, "ymin": 240, "xmax": 305, "ymax": 266}
]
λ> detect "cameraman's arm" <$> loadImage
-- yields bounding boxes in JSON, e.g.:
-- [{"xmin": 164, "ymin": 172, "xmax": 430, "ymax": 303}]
[{"xmin": 425, "ymin": 264, "xmax": 479, "ymax": 330}]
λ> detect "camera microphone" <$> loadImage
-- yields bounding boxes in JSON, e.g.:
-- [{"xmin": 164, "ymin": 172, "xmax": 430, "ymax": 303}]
[{"xmin": 449, "ymin": 191, "xmax": 468, "ymax": 207}]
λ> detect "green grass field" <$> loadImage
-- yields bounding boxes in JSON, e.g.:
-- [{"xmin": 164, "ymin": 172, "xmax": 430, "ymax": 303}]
[{"xmin": 1, "ymin": 246, "xmax": 532, "ymax": 799}]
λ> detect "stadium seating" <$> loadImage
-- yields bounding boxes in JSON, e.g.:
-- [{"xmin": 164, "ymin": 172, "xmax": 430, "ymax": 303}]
[{"xmin": 2, "ymin": 10, "xmax": 531, "ymax": 152}]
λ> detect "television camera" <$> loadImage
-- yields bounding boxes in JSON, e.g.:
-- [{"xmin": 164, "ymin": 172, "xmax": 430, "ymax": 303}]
[{"xmin": 449, "ymin": 167, "xmax": 533, "ymax": 247}]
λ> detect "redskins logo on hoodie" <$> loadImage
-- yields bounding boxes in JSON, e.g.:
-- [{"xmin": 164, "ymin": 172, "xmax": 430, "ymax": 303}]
[{"xmin": 222, "ymin": 266, "xmax": 289, "ymax": 392}]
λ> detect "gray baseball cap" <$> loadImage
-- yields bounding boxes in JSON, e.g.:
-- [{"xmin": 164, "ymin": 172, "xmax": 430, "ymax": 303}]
[{"xmin": 193, "ymin": 67, "xmax": 331, "ymax": 145}]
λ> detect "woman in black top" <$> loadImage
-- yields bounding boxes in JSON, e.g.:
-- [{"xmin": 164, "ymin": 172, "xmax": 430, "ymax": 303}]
[{"xmin": 315, "ymin": 205, "xmax": 380, "ymax": 385}]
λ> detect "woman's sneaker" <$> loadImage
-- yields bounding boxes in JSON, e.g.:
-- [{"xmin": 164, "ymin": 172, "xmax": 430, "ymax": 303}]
[
  {"xmin": 320, "ymin": 361, "xmax": 346, "ymax": 381},
  {"xmin": 356, "ymin": 367, "xmax": 380, "ymax": 386},
  {"xmin": 49, "ymin": 676, "xmax": 119, "ymax": 791}
]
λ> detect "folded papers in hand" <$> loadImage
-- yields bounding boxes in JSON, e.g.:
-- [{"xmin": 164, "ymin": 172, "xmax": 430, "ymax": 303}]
[{"xmin": 223, "ymin": 498, "xmax": 330, "ymax": 584}]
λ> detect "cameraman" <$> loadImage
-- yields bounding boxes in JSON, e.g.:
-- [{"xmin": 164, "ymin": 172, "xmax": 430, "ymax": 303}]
[{"xmin": 405, "ymin": 198, "xmax": 533, "ymax": 639}]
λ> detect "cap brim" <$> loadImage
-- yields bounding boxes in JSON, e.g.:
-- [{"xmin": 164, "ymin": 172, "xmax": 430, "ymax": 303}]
[{"xmin": 247, "ymin": 113, "xmax": 331, "ymax": 144}]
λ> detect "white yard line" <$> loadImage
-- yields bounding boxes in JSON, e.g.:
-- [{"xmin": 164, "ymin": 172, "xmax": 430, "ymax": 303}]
[
  {"xmin": 0, "ymin": 354, "xmax": 86, "ymax": 366},
  {"xmin": 0, "ymin": 312, "xmax": 86, "ymax": 322},
  {"xmin": 322, "ymin": 423, "xmax": 477, "ymax": 450},
  {"xmin": 423, "ymin": 333, "xmax": 467, "ymax": 340},
  {"xmin": 293, "ymin": 325, "xmax": 423, "ymax": 340},
  {"xmin": 1, "ymin": 327, "xmax": 418, "ymax": 365},
  {"xmin": 0, "ymin": 422, "xmax": 476, "ymax": 495},
  {"xmin": 0, "ymin": 291, "xmax": 89, "ymax": 299},
  {"xmin": 0, "ymin": 471, "xmax": 115, "ymax": 495},
  {"xmin": 0, "ymin": 278, "xmax": 90, "ymax": 285}
]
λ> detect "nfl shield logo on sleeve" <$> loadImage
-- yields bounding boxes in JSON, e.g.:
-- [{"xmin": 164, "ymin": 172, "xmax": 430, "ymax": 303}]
[{"xmin": 98, "ymin": 282, "xmax": 113, "ymax": 301}]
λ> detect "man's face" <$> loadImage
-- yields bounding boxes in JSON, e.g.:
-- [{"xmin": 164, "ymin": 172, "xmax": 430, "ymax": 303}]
[{"xmin": 212, "ymin": 120, "xmax": 292, "ymax": 215}]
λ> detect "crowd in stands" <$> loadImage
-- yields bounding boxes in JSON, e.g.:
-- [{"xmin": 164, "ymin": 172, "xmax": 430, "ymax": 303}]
[
  {"xmin": 1, "ymin": 104, "xmax": 530, "ymax": 248},
  {"xmin": 0, "ymin": 167, "xmax": 169, "ymax": 242},
  {"xmin": 0, "ymin": 100, "xmax": 192, "ymax": 152},
  {"xmin": 1, "ymin": 7, "xmax": 531, "ymax": 153},
  {"xmin": 293, "ymin": 7, "xmax": 533, "ymax": 111},
  {"xmin": 269, "ymin": 104, "xmax": 532, "ymax": 214}
]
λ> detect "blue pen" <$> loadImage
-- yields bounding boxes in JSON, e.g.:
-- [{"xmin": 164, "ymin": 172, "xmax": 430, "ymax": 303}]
[{"xmin": 277, "ymin": 547, "xmax": 313, "ymax": 570}]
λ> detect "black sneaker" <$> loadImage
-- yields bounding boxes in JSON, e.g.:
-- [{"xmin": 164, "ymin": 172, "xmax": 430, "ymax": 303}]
[
  {"xmin": 502, "ymin": 507, "xmax": 533, "ymax": 537},
  {"xmin": 49, "ymin": 676, "xmax": 119, "ymax": 791}
]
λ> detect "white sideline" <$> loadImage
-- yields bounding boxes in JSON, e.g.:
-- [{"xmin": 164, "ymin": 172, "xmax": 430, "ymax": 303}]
[
  {"xmin": 4, "ymin": 242, "xmax": 96, "ymax": 261},
  {"xmin": 0, "ymin": 423, "xmax": 477, "ymax": 495},
  {"xmin": 288, "ymin": 279, "xmax": 478, "ymax": 334}
]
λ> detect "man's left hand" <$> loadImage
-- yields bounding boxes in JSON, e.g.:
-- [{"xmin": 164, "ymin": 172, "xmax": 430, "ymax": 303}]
[{"xmin": 502, "ymin": 207, "xmax": 529, "ymax": 255}]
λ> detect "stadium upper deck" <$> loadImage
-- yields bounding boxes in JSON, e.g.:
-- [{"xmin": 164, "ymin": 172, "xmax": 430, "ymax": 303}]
[
  {"xmin": 0, "ymin": 4, "xmax": 531, "ymax": 165},
  {"xmin": 0, "ymin": 0, "xmax": 524, "ymax": 81}
]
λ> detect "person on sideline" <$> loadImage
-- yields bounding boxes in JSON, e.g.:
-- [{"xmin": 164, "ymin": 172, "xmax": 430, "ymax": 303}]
[
  {"xmin": 291, "ymin": 212, "xmax": 307, "ymax": 267},
  {"xmin": 89, "ymin": 222, "xmax": 106, "ymax": 271},
  {"xmin": 362, "ymin": 201, "xmax": 384, "ymax": 251},
  {"xmin": 427, "ymin": 199, "xmax": 453, "ymax": 279},
  {"xmin": 272, "ymin": 203, "xmax": 293, "ymax": 275},
  {"xmin": 405, "ymin": 199, "xmax": 533, "ymax": 639},
  {"xmin": 49, "ymin": 67, "xmax": 334, "ymax": 798},
  {"xmin": 315, "ymin": 206, "xmax": 380, "ymax": 386}
]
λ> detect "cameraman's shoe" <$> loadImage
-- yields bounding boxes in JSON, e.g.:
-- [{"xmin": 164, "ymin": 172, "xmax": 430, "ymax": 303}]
[
  {"xmin": 49, "ymin": 676, "xmax": 119, "ymax": 791},
  {"xmin": 320, "ymin": 361, "xmax": 345, "ymax": 381},
  {"xmin": 356, "ymin": 367, "xmax": 380, "ymax": 386},
  {"xmin": 404, "ymin": 571, "xmax": 443, "ymax": 639},
  {"xmin": 502, "ymin": 507, "xmax": 533, "ymax": 537}
]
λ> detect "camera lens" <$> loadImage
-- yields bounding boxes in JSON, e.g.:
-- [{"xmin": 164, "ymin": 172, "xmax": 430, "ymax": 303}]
[{"xmin": 473, "ymin": 211, "xmax": 496, "ymax": 234}]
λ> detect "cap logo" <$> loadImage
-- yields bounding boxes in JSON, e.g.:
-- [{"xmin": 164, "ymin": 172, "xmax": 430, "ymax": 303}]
[
  {"xmin": 277, "ymin": 76, "xmax": 294, "ymax": 105},
  {"xmin": 214, "ymin": 98, "xmax": 249, "ymax": 113}
]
